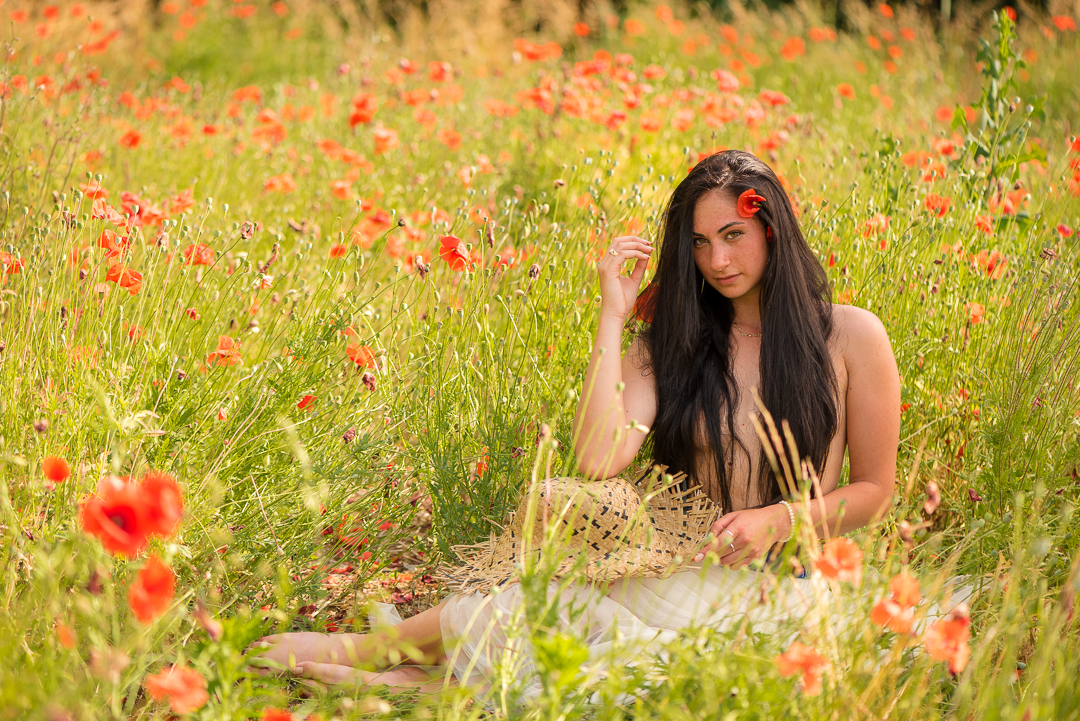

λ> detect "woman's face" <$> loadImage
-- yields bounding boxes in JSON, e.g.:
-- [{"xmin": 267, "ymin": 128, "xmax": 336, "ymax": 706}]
[{"xmin": 691, "ymin": 187, "xmax": 770, "ymax": 304}]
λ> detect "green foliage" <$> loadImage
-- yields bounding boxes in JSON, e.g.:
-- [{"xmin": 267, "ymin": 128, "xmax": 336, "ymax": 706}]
[{"xmin": 0, "ymin": 0, "xmax": 1078, "ymax": 719}]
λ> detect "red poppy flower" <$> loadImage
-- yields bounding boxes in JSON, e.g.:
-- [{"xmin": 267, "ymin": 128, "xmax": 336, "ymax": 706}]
[
  {"xmin": 263, "ymin": 173, "xmax": 297, "ymax": 194},
  {"xmin": 206, "ymin": 336, "xmax": 242, "ymax": 367},
  {"xmin": 736, "ymin": 188, "xmax": 766, "ymax": 218},
  {"xmin": 80, "ymin": 479, "xmax": 150, "ymax": 557},
  {"xmin": 93, "ymin": 199, "xmax": 127, "ymax": 226},
  {"xmin": 925, "ymin": 606, "xmax": 971, "ymax": 674},
  {"xmin": 182, "ymin": 243, "xmax": 214, "ymax": 266},
  {"xmin": 924, "ymin": 193, "xmax": 951, "ymax": 216},
  {"xmin": 0, "ymin": 252, "xmax": 23, "ymax": 274},
  {"xmin": 141, "ymin": 471, "xmax": 183, "ymax": 538},
  {"xmin": 347, "ymin": 342, "xmax": 377, "ymax": 369},
  {"xmin": 128, "ymin": 555, "xmax": 175, "ymax": 623},
  {"xmin": 146, "ymin": 665, "xmax": 208, "ymax": 714},
  {"xmin": 428, "ymin": 61, "xmax": 453, "ymax": 83},
  {"xmin": 349, "ymin": 92, "xmax": 378, "ymax": 127},
  {"xmin": 1053, "ymin": 15, "xmax": 1076, "ymax": 31},
  {"xmin": 98, "ymin": 230, "xmax": 129, "ymax": 261},
  {"xmin": 861, "ymin": 213, "xmax": 890, "ymax": 238},
  {"xmin": 42, "ymin": 455, "xmax": 71, "ymax": 483},
  {"xmin": 1057, "ymin": 223, "xmax": 1074, "ymax": 238},
  {"xmin": 118, "ymin": 129, "xmax": 142, "ymax": 149},
  {"xmin": 439, "ymin": 234, "xmax": 471, "ymax": 271},
  {"xmin": 105, "ymin": 264, "xmax": 142, "ymax": 295},
  {"xmin": 55, "ymin": 622, "xmax": 76, "ymax": 648},
  {"xmin": 261, "ymin": 709, "xmax": 294, "ymax": 721},
  {"xmin": 972, "ymin": 249, "xmax": 1007, "ymax": 279},
  {"xmin": 871, "ymin": 598, "xmax": 913, "ymax": 633},
  {"xmin": 814, "ymin": 537, "xmax": 863, "ymax": 586},
  {"xmin": 889, "ymin": 571, "xmax": 921, "ymax": 608},
  {"xmin": 780, "ymin": 36, "xmax": 806, "ymax": 61},
  {"xmin": 632, "ymin": 283, "xmax": 659, "ymax": 323},
  {"xmin": 774, "ymin": 641, "xmax": 828, "ymax": 696},
  {"xmin": 297, "ymin": 394, "xmax": 316, "ymax": 410},
  {"xmin": 711, "ymin": 69, "xmax": 740, "ymax": 93},
  {"xmin": 373, "ymin": 126, "xmax": 399, "ymax": 155}
]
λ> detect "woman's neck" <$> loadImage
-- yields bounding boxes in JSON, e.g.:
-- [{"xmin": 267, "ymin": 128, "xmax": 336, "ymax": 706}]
[{"xmin": 730, "ymin": 296, "xmax": 762, "ymax": 334}]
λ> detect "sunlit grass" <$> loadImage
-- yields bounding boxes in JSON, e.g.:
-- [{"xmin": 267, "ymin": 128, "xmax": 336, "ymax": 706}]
[{"xmin": 0, "ymin": 0, "xmax": 1078, "ymax": 718}]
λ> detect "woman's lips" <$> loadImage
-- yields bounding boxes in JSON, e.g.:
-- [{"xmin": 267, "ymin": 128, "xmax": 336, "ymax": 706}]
[{"xmin": 717, "ymin": 273, "xmax": 740, "ymax": 285}]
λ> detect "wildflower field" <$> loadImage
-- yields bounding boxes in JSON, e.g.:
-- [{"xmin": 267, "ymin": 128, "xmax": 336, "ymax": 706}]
[{"xmin": 2, "ymin": 0, "xmax": 1080, "ymax": 718}]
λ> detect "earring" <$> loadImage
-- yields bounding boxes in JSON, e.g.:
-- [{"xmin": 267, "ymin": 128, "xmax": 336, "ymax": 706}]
[{"xmin": 700, "ymin": 276, "xmax": 705, "ymax": 295}]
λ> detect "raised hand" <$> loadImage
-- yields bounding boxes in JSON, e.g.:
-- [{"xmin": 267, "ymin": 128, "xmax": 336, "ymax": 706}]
[{"xmin": 596, "ymin": 235, "xmax": 653, "ymax": 320}]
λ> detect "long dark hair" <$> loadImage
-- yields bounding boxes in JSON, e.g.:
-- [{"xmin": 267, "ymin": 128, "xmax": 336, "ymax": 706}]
[{"xmin": 640, "ymin": 150, "xmax": 838, "ymax": 511}]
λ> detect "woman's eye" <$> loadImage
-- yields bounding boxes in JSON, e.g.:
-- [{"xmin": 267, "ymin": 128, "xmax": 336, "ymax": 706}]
[
  {"xmin": 693, "ymin": 237, "xmax": 708, "ymax": 247},
  {"xmin": 726, "ymin": 231, "xmax": 742, "ymax": 240}
]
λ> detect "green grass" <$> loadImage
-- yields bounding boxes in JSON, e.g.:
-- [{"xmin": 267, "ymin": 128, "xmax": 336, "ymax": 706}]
[{"xmin": 0, "ymin": 0, "xmax": 1079, "ymax": 718}]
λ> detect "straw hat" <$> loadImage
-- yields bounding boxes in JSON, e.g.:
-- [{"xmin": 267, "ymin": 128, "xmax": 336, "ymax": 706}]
[{"xmin": 439, "ymin": 466, "xmax": 722, "ymax": 594}]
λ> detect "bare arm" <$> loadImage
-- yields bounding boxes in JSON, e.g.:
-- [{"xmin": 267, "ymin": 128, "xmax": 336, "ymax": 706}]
[
  {"xmin": 697, "ymin": 306, "xmax": 900, "ymax": 566},
  {"xmin": 572, "ymin": 236, "xmax": 658, "ymax": 479},
  {"xmin": 798, "ymin": 306, "xmax": 899, "ymax": 535}
]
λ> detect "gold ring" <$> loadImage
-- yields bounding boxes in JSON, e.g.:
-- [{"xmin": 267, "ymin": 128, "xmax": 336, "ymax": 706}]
[{"xmin": 608, "ymin": 249, "xmax": 619, "ymax": 256}]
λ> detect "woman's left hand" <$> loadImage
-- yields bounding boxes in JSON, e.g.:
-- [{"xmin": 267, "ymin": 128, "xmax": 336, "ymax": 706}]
[{"xmin": 693, "ymin": 505, "xmax": 790, "ymax": 570}]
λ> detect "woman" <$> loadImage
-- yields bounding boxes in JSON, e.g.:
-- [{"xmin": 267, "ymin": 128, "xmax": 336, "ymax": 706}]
[{"xmin": 254, "ymin": 150, "xmax": 901, "ymax": 692}]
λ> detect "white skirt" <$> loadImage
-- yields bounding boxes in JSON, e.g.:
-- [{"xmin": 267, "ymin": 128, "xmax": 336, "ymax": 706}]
[{"xmin": 439, "ymin": 563, "xmax": 840, "ymax": 700}]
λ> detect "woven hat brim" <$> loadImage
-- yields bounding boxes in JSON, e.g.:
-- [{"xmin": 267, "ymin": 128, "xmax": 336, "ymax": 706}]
[{"xmin": 438, "ymin": 466, "xmax": 720, "ymax": 595}]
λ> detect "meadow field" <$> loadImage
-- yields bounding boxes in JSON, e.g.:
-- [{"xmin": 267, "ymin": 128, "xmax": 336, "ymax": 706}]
[{"xmin": 1, "ymin": 0, "xmax": 1080, "ymax": 718}]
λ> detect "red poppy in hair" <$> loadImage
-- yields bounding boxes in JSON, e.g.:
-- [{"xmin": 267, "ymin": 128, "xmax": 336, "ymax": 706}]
[{"xmin": 736, "ymin": 189, "xmax": 766, "ymax": 218}]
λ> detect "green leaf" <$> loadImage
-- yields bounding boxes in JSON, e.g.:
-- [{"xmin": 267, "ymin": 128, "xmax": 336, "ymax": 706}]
[{"xmin": 951, "ymin": 107, "xmax": 968, "ymax": 132}]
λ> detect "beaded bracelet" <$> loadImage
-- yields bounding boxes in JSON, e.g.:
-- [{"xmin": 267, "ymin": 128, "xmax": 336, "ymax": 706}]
[{"xmin": 779, "ymin": 500, "xmax": 796, "ymax": 544}]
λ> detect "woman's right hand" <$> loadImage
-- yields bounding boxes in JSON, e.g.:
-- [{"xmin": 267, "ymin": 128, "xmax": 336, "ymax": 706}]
[{"xmin": 597, "ymin": 235, "xmax": 653, "ymax": 320}]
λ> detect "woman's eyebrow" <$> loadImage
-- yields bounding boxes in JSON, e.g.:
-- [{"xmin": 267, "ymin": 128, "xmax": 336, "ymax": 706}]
[{"xmin": 692, "ymin": 221, "xmax": 742, "ymax": 237}]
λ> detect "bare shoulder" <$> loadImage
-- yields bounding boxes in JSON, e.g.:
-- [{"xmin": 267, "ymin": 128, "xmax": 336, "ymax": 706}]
[
  {"xmin": 829, "ymin": 304, "xmax": 898, "ymax": 390},
  {"xmin": 830, "ymin": 304, "xmax": 893, "ymax": 358}
]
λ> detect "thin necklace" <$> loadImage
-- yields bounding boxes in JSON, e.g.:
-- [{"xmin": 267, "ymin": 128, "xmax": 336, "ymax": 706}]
[{"xmin": 732, "ymin": 321, "xmax": 762, "ymax": 338}]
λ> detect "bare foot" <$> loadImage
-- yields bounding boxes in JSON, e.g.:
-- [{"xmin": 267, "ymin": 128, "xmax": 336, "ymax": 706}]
[{"xmin": 295, "ymin": 662, "xmax": 455, "ymax": 693}]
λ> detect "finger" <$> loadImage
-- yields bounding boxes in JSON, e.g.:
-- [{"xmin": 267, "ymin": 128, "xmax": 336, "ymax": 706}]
[
  {"xmin": 605, "ymin": 239, "xmax": 654, "ymax": 259},
  {"xmin": 720, "ymin": 546, "xmax": 746, "ymax": 568},
  {"xmin": 629, "ymin": 255, "xmax": 649, "ymax": 285},
  {"xmin": 601, "ymin": 248, "xmax": 652, "ymax": 267},
  {"xmin": 712, "ymin": 513, "xmax": 738, "ymax": 533}
]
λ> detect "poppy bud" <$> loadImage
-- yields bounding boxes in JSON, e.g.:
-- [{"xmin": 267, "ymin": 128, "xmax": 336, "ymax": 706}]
[
  {"xmin": 553, "ymin": 179, "xmax": 566, "ymax": 188},
  {"xmin": 342, "ymin": 426, "xmax": 357, "ymax": 443},
  {"xmin": 898, "ymin": 520, "xmax": 914, "ymax": 546},
  {"xmin": 529, "ymin": 263, "xmax": 541, "ymax": 280},
  {"xmin": 923, "ymin": 481, "xmax": 941, "ymax": 515},
  {"xmin": 362, "ymin": 372, "xmax": 377, "ymax": 392},
  {"xmin": 193, "ymin": 600, "xmax": 223, "ymax": 642},
  {"xmin": 86, "ymin": 568, "xmax": 105, "ymax": 595},
  {"xmin": 414, "ymin": 254, "xmax": 428, "ymax": 279}
]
